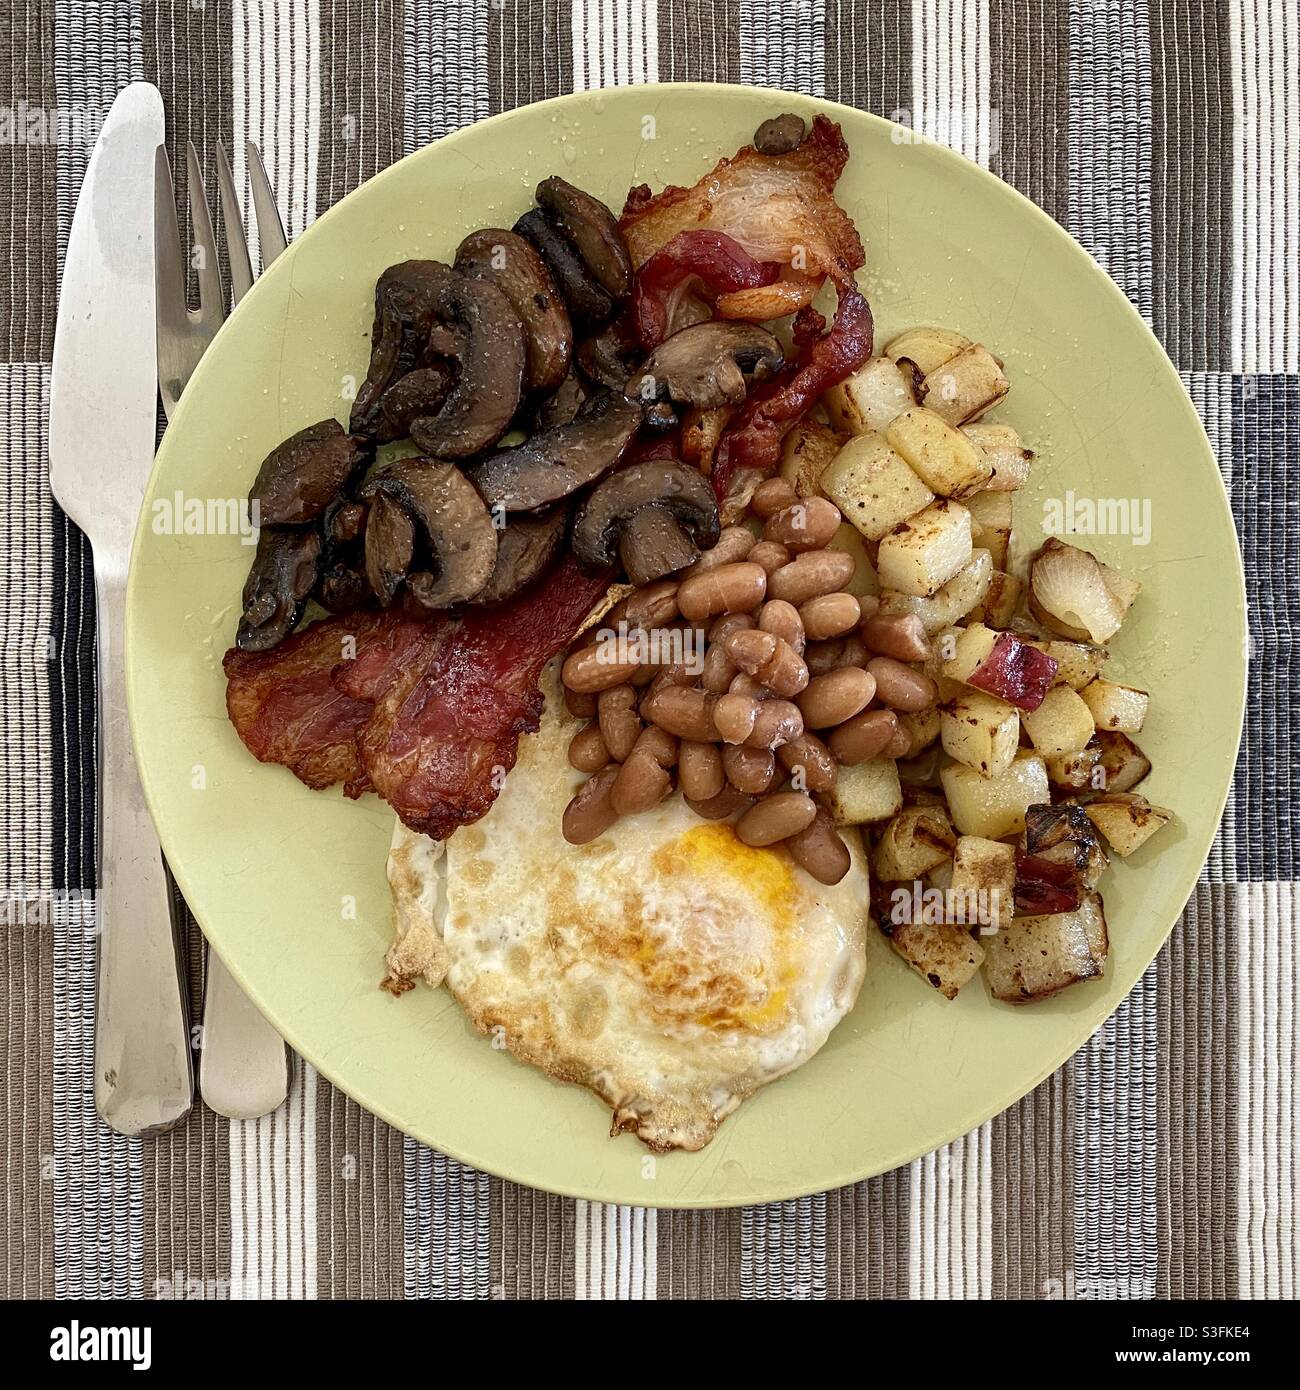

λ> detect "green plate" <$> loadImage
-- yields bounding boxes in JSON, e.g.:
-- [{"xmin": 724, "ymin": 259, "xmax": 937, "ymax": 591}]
[{"xmin": 127, "ymin": 85, "xmax": 1245, "ymax": 1208}]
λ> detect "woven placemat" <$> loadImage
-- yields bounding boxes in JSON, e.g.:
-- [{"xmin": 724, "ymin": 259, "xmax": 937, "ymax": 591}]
[{"xmin": 1, "ymin": 0, "xmax": 1295, "ymax": 1300}]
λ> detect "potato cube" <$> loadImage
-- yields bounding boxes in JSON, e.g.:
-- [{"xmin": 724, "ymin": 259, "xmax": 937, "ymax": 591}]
[
  {"xmin": 830, "ymin": 755, "xmax": 903, "ymax": 825},
  {"xmin": 963, "ymin": 489, "xmax": 1013, "ymax": 568},
  {"xmin": 1095, "ymin": 731, "xmax": 1151, "ymax": 793},
  {"xmin": 879, "ymin": 549, "xmax": 993, "ymax": 635},
  {"xmin": 872, "ymin": 805, "xmax": 957, "ymax": 881},
  {"xmin": 826, "ymin": 521, "xmax": 880, "ymax": 598},
  {"xmin": 1080, "ymin": 678, "xmax": 1149, "ymax": 733},
  {"xmin": 888, "ymin": 920, "xmax": 986, "ymax": 1001},
  {"xmin": 984, "ymin": 893, "xmax": 1109, "ymax": 1002},
  {"xmin": 1023, "ymin": 638, "xmax": 1110, "ymax": 689},
  {"xmin": 941, "ymin": 752, "xmax": 1049, "ymax": 838},
  {"xmin": 941, "ymin": 691, "xmax": 1021, "ymax": 778},
  {"xmin": 919, "ymin": 344, "xmax": 1010, "ymax": 426},
  {"xmin": 820, "ymin": 433, "xmax": 935, "ymax": 542},
  {"xmin": 886, "ymin": 407, "xmax": 993, "ymax": 498},
  {"xmin": 1082, "ymin": 796, "xmax": 1173, "ymax": 857},
  {"xmin": 1020, "ymin": 685, "xmax": 1096, "ymax": 755},
  {"xmin": 824, "ymin": 355, "xmax": 917, "ymax": 435},
  {"xmin": 877, "ymin": 500, "xmax": 973, "ymax": 597},
  {"xmin": 969, "ymin": 569, "xmax": 1024, "ymax": 629},
  {"xmin": 939, "ymin": 622, "xmax": 1000, "ymax": 683},
  {"xmin": 779, "ymin": 419, "xmax": 844, "ymax": 498},
  {"xmin": 1044, "ymin": 745, "xmax": 1104, "ymax": 792},
  {"xmin": 950, "ymin": 835, "xmax": 1015, "ymax": 932},
  {"xmin": 883, "ymin": 326, "xmax": 971, "ymax": 376},
  {"xmin": 962, "ymin": 421, "xmax": 1033, "ymax": 491},
  {"xmin": 898, "ymin": 705, "xmax": 943, "ymax": 757}
]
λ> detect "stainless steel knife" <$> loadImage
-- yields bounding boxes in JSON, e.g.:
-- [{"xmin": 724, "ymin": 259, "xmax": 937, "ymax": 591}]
[{"xmin": 49, "ymin": 82, "xmax": 193, "ymax": 1136}]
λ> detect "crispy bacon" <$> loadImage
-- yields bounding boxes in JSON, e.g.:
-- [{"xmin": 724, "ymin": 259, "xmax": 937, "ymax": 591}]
[
  {"xmin": 223, "ymin": 559, "xmax": 609, "ymax": 838},
  {"xmin": 711, "ymin": 286, "xmax": 874, "ymax": 501},
  {"xmin": 620, "ymin": 116, "xmax": 865, "ymax": 289},
  {"xmin": 631, "ymin": 230, "xmax": 780, "ymax": 348}
]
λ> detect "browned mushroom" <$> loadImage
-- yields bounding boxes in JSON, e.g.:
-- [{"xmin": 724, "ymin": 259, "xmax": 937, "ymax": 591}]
[
  {"xmin": 532, "ymin": 368, "xmax": 589, "ymax": 430},
  {"xmin": 469, "ymin": 389, "xmax": 642, "ymax": 513},
  {"xmin": 535, "ymin": 177, "xmax": 633, "ymax": 301},
  {"xmin": 363, "ymin": 491, "xmax": 417, "ymax": 606},
  {"xmin": 575, "ymin": 310, "xmax": 644, "ymax": 390},
  {"xmin": 469, "ymin": 510, "xmax": 568, "ymax": 605},
  {"xmin": 514, "ymin": 208, "xmax": 613, "ymax": 329},
  {"xmin": 570, "ymin": 460, "xmax": 721, "ymax": 585},
  {"xmin": 314, "ymin": 497, "xmax": 371, "ymax": 614},
  {"xmin": 626, "ymin": 321, "xmax": 784, "ymax": 423},
  {"xmin": 454, "ymin": 229, "xmax": 573, "ymax": 396},
  {"xmin": 236, "ymin": 526, "xmax": 322, "ymax": 651},
  {"xmin": 369, "ymin": 364, "xmax": 455, "ymax": 445},
  {"xmin": 753, "ymin": 113, "xmax": 806, "ymax": 154},
  {"xmin": 248, "ymin": 419, "xmax": 373, "ymax": 526},
  {"xmin": 361, "ymin": 458, "xmax": 497, "ymax": 609}
]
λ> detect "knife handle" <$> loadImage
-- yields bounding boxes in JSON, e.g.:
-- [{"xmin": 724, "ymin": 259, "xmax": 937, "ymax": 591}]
[
  {"xmin": 92, "ymin": 563, "xmax": 194, "ymax": 1136},
  {"xmin": 199, "ymin": 951, "xmax": 291, "ymax": 1120}
]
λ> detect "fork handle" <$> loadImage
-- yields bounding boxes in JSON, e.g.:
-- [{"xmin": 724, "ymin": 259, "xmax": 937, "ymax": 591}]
[
  {"xmin": 199, "ymin": 952, "xmax": 291, "ymax": 1119},
  {"xmin": 93, "ymin": 561, "xmax": 194, "ymax": 1135}
]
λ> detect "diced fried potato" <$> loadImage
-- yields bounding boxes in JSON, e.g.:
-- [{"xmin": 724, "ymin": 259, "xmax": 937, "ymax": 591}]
[
  {"xmin": 950, "ymin": 835, "xmax": 1015, "ymax": 932},
  {"xmin": 941, "ymin": 690, "xmax": 1021, "ymax": 778},
  {"xmin": 898, "ymin": 705, "xmax": 943, "ymax": 757},
  {"xmin": 779, "ymin": 419, "xmax": 845, "ymax": 498},
  {"xmin": 1020, "ymin": 685, "xmax": 1096, "ymax": 755},
  {"xmin": 963, "ymin": 489, "xmax": 1013, "ymax": 568},
  {"xmin": 883, "ymin": 326, "xmax": 972, "ymax": 376},
  {"xmin": 1082, "ymin": 795, "xmax": 1173, "ymax": 857},
  {"xmin": 872, "ymin": 805, "xmax": 957, "ymax": 881},
  {"xmin": 877, "ymin": 500, "xmax": 973, "ymax": 597},
  {"xmin": 824, "ymin": 356, "xmax": 917, "ymax": 435},
  {"xmin": 830, "ymin": 755, "xmax": 904, "ymax": 825},
  {"xmin": 968, "ymin": 569, "xmax": 1024, "ymax": 628},
  {"xmin": 1022, "ymin": 638, "xmax": 1110, "ymax": 689},
  {"xmin": 888, "ymin": 919, "xmax": 986, "ymax": 1001},
  {"xmin": 962, "ymin": 421, "xmax": 1033, "ymax": 491},
  {"xmin": 919, "ymin": 344, "xmax": 1010, "ymax": 426},
  {"xmin": 1044, "ymin": 744, "xmax": 1103, "ymax": 791},
  {"xmin": 984, "ymin": 893, "xmax": 1108, "ymax": 1002},
  {"xmin": 820, "ymin": 433, "xmax": 935, "ymax": 541},
  {"xmin": 886, "ymin": 408, "xmax": 994, "ymax": 498},
  {"xmin": 826, "ymin": 521, "xmax": 880, "ymax": 598},
  {"xmin": 1080, "ymin": 678, "xmax": 1149, "ymax": 732},
  {"xmin": 1094, "ymin": 730, "xmax": 1151, "ymax": 793},
  {"xmin": 941, "ymin": 751, "xmax": 1049, "ymax": 838},
  {"xmin": 940, "ymin": 622, "xmax": 1000, "ymax": 684},
  {"xmin": 878, "ymin": 549, "xmax": 993, "ymax": 635}
]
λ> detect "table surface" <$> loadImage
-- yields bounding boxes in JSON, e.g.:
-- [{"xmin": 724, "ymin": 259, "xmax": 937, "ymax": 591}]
[{"xmin": 2, "ymin": 0, "xmax": 1295, "ymax": 1301}]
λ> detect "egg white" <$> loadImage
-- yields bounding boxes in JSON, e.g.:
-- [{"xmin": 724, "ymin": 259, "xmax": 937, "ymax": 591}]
[{"xmin": 385, "ymin": 664, "xmax": 870, "ymax": 1151}]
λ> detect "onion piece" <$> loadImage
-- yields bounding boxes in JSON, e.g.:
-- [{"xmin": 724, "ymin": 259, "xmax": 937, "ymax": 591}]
[{"xmin": 1029, "ymin": 538, "xmax": 1126, "ymax": 644}]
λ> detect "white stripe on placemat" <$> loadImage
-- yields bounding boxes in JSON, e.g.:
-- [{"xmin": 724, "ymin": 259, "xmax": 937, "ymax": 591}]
[
  {"xmin": 228, "ymin": 1061, "xmax": 317, "ymax": 1297},
  {"xmin": 1229, "ymin": 0, "xmax": 1298, "ymax": 374},
  {"xmin": 572, "ymin": 0, "xmax": 659, "ymax": 89},
  {"xmin": 0, "ymin": 365, "xmax": 53, "ymax": 899},
  {"xmin": 906, "ymin": 1122, "xmax": 993, "ymax": 1297},
  {"xmin": 233, "ymin": 0, "xmax": 322, "ymax": 266},
  {"xmin": 739, "ymin": 1197, "xmax": 826, "ymax": 1298},
  {"xmin": 911, "ymin": 0, "xmax": 991, "ymax": 166},
  {"xmin": 738, "ymin": 0, "xmax": 826, "ymax": 94},
  {"xmin": 403, "ymin": 1139, "xmax": 492, "ymax": 1298},
  {"xmin": 1236, "ymin": 881, "xmax": 1299, "ymax": 1297},
  {"xmin": 404, "ymin": 0, "xmax": 488, "ymax": 149},
  {"xmin": 575, "ymin": 1201, "xmax": 657, "ymax": 1299}
]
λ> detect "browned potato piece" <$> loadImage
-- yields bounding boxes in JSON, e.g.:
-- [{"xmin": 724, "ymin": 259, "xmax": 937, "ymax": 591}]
[
  {"xmin": 779, "ymin": 419, "xmax": 845, "ymax": 498},
  {"xmin": 872, "ymin": 804, "xmax": 957, "ymax": 881},
  {"xmin": 969, "ymin": 569, "xmax": 1024, "ymax": 629},
  {"xmin": 888, "ymin": 920, "xmax": 986, "ymax": 1001},
  {"xmin": 984, "ymin": 893, "xmax": 1109, "ymax": 1002},
  {"xmin": 1082, "ymin": 794, "xmax": 1173, "ymax": 856},
  {"xmin": 1095, "ymin": 730, "xmax": 1152, "ymax": 793}
]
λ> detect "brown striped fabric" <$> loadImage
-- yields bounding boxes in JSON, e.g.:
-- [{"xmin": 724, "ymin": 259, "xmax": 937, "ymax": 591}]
[{"xmin": 2, "ymin": 0, "xmax": 1295, "ymax": 1302}]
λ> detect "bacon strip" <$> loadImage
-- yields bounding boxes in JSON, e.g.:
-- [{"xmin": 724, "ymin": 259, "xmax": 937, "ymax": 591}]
[
  {"xmin": 711, "ymin": 287, "xmax": 874, "ymax": 501},
  {"xmin": 224, "ymin": 559, "xmax": 609, "ymax": 837},
  {"xmin": 620, "ymin": 116, "xmax": 865, "ymax": 288}
]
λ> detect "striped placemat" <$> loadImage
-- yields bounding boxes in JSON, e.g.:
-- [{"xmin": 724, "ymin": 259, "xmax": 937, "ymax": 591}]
[{"xmin": 2, "ymin": 0, "xmax": 1295, "ymax": 1300}]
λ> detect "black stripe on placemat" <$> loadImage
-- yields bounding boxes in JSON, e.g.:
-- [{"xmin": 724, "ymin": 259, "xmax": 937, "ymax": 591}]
[
  {"xmin": 823, "ymin": 0, "xmax": 911, "ymax": 120},
  {"xmin": 1230, "ymin": 374, "xmax": 1300, "ymax": 881},
  {"xmin": 487, "ymin": 0, "xmax": 573, "ymax": 114},
  {"xmin": 989, "ymin": 0, "xmax": 1071, "ymax": 224},
  {"xmin": 1148, "ymin": 0, "xmax": 1233, "ymax": 371},
  {"xmin": 659, "ymin": 0, "xmax": 742, "ymax": 82}
]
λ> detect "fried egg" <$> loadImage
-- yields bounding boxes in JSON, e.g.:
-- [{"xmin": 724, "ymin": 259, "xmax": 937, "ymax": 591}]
[{"xmin": 385, "ymin": 665, "xmax": 870, "ymax": 1151}]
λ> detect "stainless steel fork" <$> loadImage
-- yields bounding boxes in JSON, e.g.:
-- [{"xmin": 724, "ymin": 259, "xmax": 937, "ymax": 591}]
[{"xmin": 154, "ymin": 138, "xmax": 292, "ymax": 1120}]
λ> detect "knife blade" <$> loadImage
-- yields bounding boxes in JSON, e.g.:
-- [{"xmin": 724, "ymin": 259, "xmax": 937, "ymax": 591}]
[{"xmin": 49, "ymin": 82, "xmax": 194, "ymax": 1136}]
